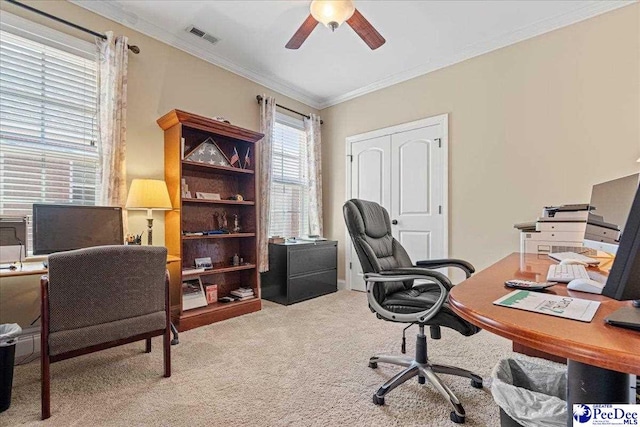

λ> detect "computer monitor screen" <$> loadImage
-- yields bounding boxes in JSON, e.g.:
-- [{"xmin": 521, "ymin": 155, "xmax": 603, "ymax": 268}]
[
  {"xmin": 0, "ymin": 216, "xmax": 27, "ymax": 263},
  {"xmin": 602, "ymin": 182, "xmax": 640, "ymax": 301},
  {"xmin": 583, "ymin": 173, "xmax": 640, "ymax": 255},
  {"xmin": 33, "ymin": 204, "xmax": 124, "ymax": 255}
]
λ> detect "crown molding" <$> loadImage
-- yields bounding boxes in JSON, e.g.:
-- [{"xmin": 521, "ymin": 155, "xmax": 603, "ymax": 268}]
[
  {"xmin": 316, "ymin": 0, "xmax": 636, "ymax": 109},
  {"xmin": 68, "ymin": 0, "xmax": 323, "ymax": 109},
  {"xmin": 70, "ymin": 0, "xmax": 635, "ymax": 112}
]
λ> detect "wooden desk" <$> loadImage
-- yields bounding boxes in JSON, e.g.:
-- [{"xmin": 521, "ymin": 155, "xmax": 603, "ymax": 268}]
[
  {"xmin": 449, "ymin": 253, "xmax": 639, "ymax": 425},
  {"xmin": 0, "ymin": 254, "xmax": 181, "ymax": 278}
]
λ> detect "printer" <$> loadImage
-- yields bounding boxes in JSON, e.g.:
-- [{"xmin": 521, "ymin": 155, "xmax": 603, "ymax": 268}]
[{"xmin": 516, "ymin": 204, "xmax": 596, "ymax": 254}]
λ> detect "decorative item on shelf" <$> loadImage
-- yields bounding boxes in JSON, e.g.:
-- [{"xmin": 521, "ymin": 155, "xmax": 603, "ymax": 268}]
[
  {"xmin": 194, "ymin": 257, "xmax": 213, "ymax": 270},
  {"xmin": 125, "ymin": 179, "xmax": 173, "ymax": 245},
  {"xmin": 232, "ymin": 253, "xmax": 240, "ymax": 266},
  {"xmin": 185, "ymin": 137, "xmax": 231, "ymax": 166},
  {"xmin": 125, "ymin": 233, "xmax": 142, "ymax": 245},
  {"xmin": 243, "ymin": 147, "xmax": 251, "ymax": 169},
  {"xmin": 204, "ymin": 284, "xmax": 218, "ymax": 304},
  {"xmin": 229, "ymin": 146, "xmax": 240, "ymax": 168},
  {"xmin": 213, "ymin": 211, "xmax": 229, "ymax": 232},
  {"xmin": 212, "ymin": 116, "xmax": 230, "ymax": 124},
  {"xmin": 232, "ymin": 214, "xmax": 241, "ymax": 233},
  {"xmin": 181, "ymin": 178, "xmax": 190, "ymax": 197},
  {"xmin": 195, "ymin": 192, "xmax": 221, "ymax": 200},
  {"xmin": 227, "ymin": 194, "xmax": 244, "ymax": 201}
]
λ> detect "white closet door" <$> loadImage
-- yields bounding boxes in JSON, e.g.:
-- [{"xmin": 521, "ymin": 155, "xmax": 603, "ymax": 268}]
[
  {"xmin": 348, "ymin": 135, "xmax": 391, "ymax": 291},
  {"xmin": 391, "ymin": 125, "xmax": 446, "ymax": 263},
  {"xmin": 346, "ymin": 114, "xmax": 448, "ymax": 291}
]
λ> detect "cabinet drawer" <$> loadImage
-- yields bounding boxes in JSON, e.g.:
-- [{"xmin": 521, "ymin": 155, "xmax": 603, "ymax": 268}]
[
  {"xmin": 289, "ymin": 269, "xmax": 337, "ymax": 304},
  {"xmin": 288, "ymin": 245, "xmax": 337, "ymax": 276}
]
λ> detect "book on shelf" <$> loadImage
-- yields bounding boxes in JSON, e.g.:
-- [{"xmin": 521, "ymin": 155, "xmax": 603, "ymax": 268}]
[
  {"xmin": 230, "ymin": 288, "xmax": 254, "ymax": 298},
  {"xmin": 235, "ymin": 295, "xmax": 255, "ymax": 301}
]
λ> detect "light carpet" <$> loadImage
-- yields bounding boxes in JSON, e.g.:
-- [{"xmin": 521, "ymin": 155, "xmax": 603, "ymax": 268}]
[{"xmin": 3, "ymin": 290, "xmax": 514, "ymax": 426}]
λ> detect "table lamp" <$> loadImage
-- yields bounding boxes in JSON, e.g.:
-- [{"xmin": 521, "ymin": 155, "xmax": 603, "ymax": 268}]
[{"xmin": 125, "ymin": 179, "xmax": 172, "ymax": 245}]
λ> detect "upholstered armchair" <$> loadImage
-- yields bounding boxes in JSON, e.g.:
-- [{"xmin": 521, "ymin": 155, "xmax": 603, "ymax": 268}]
[{"xmin": 40, "ymin": 245, "xmax": 171, "ymax": 419}]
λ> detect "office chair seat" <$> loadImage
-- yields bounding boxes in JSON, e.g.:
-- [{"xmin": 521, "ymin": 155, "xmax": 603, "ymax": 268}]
[{"xmin": 382, "ymin": 283, "xmax": 480, "ymax": 336}]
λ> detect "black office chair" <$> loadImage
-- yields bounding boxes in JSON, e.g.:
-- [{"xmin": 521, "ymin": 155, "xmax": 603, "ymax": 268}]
[{"xmin": 343, "ymin": 199, "xmax": 483, "ymax": 424}]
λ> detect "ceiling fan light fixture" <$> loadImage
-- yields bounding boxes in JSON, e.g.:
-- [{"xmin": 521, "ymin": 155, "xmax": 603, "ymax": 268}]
[{"xmin": 310, "ymin": 0, "xmax": 355, "ymax": 32}]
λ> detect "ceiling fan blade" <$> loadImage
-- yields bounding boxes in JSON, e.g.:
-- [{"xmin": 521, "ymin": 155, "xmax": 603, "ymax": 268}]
[
  {"xmin": 346, "ymin": 9, "xmax": 385, "ymax": 50},
  {"xmin": 286, "ymin": 14, "xmax": 318, "ymax": 49}
]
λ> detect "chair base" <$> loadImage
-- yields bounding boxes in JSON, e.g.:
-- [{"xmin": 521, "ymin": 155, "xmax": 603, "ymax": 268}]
[{"xmin": 369, "ymin": 328, "xmax": 483, "ymax": 424}]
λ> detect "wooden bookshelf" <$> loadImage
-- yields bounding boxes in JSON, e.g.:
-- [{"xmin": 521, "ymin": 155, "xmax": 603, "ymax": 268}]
[{"xmin": 159, "ymin": 109, "xmax": 263, "ymax": 332}]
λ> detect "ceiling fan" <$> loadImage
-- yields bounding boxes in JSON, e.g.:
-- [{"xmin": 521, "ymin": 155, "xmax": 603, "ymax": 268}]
[{"xmin": 286, "ymin": 0, "xmax": 385, "ymax": 50}]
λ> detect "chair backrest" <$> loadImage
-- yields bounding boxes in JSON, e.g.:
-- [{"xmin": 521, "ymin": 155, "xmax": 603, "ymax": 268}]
[
  {"xmin": 46, "ymin": 245, "xmax": 167, "ymax": 333},
  {"xmin": 343, "ymin": 199, "xmax": 413, "ymax": 298}
]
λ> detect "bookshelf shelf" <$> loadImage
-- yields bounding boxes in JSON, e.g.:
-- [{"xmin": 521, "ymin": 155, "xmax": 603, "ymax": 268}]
[
  {"xmin": 182, "ymin": 198, "xmax": 255, "ymax": 206},
  {"xmin": 182, "ymin": 233, "xmax": 256, "ymax": 240},
  {"xmin": 159, "ymin": 109, "xmax": 263, "ymax": 332}
]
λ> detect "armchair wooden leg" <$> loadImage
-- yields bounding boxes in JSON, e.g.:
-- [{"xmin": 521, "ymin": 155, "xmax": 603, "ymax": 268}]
[
  {"xmin": 145, "ymin": 338, "xmax": 152, "ymax": 353},
  {"xmin": 41, "ymin": 353, "xmax": 50, "ymax": 420},
  {"xmin": 163, "ymin": 327, "xmax": 171, "ymax": 378}
]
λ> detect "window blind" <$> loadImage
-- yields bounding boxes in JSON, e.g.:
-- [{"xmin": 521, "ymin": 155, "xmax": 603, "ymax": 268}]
[
  {"xmin": 0, "ymin": 29, "xmax": 99, "ymax": 251},
  {"xmin": 0, "ymin": 29, "xmax": 99, "ymax": 222},
  {"xmin": 269, "ymin": 116, "xmax": 309, "ymax": 238}
]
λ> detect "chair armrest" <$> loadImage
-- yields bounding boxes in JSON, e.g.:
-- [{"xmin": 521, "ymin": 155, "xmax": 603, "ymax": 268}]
[
  {"xmin": 415, "ymin": 258, "xmax": 475, "ymax": 278},
  {"xmin": 364, "ymin": 271, "xmax": 448, "ymax": 324},
  {"xmin": 377, "ymin": 267, "xmax": 453, "ymax": 290}
]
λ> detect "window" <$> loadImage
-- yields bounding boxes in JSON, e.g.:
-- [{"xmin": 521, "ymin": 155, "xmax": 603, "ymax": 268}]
[
  {"xmin": 0, "ymin": 16, "xmax": 99, "ymax": 249},
  {"xmin": 269, "ymin": 114, "xmax": 309, "ymax": 238}
]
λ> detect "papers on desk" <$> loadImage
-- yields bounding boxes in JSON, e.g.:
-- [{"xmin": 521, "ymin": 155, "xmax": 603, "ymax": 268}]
[{"xmin": 493, "ymin": 290, "xmax": 600, "ymax": 322}]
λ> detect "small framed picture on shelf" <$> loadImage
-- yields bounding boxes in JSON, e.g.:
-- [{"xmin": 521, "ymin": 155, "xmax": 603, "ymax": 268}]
[
  {"xmin": 195, "ymin": 257, "xmax": 213, "ymax": 269},
  {"xmin": 181, "ymin": 277, "xmax": 207, "ymax": 311}
]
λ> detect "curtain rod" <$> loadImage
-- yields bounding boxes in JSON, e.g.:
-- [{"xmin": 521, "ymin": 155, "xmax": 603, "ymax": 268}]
[
  {"xmin": 256, "ymin": 95, "xmax": 323, "ymax": 125},
  {"xmin": 4, "ymin": 0, "xmax": 140, "ymax": 54}
]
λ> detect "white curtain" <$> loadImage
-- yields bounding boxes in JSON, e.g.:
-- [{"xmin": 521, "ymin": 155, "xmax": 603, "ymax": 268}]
[
  {"xmin": 96, "ymin": 32, "xmax": 128, "ymax": 221},
  {"xmin": 258, "ymin": 96, "xmax": 276, "ymax": 272},
  {"xmin": 304, "ymin": 114, "xmax": 323, "ymax": 236}
]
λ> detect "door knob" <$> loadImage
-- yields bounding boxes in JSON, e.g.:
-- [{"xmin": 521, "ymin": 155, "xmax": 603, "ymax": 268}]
[{"xmin": 391, "ymin": 220, "xmax": 398, "ymax": 225}]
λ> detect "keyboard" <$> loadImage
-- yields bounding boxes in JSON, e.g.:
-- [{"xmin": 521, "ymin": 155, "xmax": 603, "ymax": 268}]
[
  {"xmin": 548, "ymin": 251, "xmax": 599, "ymax": 265},
  {"xmin": 547, "ymin": 264, "xmax": 590, "ymax": 282}
]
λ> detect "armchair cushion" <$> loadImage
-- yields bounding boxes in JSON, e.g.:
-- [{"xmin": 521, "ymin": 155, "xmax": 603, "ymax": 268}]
[{"xmin": 49, "ymin": 311, "xmax": 166, "ymax": 357}]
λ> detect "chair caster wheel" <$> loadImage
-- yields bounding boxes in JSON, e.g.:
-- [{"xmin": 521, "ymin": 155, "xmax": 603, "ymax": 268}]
[
  {"xmin": 418, "ymin": 376, "xmax": 426, "ymax": 384},
  {"xmin": 372, "ymin": 394, "xmax": 385, "ymax": 405},
  {"xmin": 450, "ymin": 411, "xmax": 465, "ymax": 424},
  {"xmin": 368, "ymin": 361, "xmax": 378, "ymax": 369},
  {"xmin": 471, "ymin": 377, "xmax": 483, "ymax": 389}
]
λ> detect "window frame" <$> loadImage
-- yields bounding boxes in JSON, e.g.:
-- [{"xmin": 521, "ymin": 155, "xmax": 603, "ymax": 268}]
[
  {"xmin": 0, "ymin": 11, "xmax": 99, "ymax": 257},
  {"xmin": 268, "ymin": 112, "xmax": 310, "ymax": 238}
]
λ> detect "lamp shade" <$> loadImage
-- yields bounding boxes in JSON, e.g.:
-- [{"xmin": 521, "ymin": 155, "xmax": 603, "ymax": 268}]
[
  {"xmin": 125, "ymin": 179, "xmax": 172, "ymax": 210},
  {"xmin": 310, "ymin": 0, "xmax": 355, "ymax": 30}
]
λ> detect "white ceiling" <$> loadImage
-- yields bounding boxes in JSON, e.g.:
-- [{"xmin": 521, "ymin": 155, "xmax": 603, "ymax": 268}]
[{"xmin": 71, "ymin": 0, "xmax": 634, "ymax": 109}]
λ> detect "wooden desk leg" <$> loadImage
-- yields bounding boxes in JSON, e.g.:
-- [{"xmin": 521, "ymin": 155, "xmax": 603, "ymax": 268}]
[{"xmin": 566, "ymin": 360, "xmax": 631, "ymax": 427}]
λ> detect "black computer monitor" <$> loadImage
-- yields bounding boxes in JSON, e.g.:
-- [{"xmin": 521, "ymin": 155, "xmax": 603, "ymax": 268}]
[
  {"xmin": 583, "ymin": 174, "xmax": 640, "ymax": 255},
  {"xmin": 33, "ymin": 204, "xmax": 124, "ymax": 255},
  {"xmin": 602, "ymin": 182, "xmax": 640, "ymax": 302}
]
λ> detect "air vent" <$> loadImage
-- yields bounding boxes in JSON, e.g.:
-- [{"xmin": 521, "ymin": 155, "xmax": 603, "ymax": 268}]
[{"xmin": 186, "ymin": 25, "xmax": 220, "ymax": 45}]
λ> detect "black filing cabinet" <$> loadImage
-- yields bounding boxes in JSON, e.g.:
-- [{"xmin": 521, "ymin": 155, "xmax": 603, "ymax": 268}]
[{"xmin": 261, "ymin": 241, "xmax": 338, "ymax": 305}]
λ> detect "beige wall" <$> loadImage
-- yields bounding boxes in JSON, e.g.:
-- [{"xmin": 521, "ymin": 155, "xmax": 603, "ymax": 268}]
[
  {"xmin": 321, "ymin": 4, "xmax": 640, "ymax": 281},
  {"xmin": 0, "ymin": 0, "xmax": 317, "ymax": 326}
]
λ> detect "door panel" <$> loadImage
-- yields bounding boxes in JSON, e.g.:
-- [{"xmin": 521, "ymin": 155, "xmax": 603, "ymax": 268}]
[
  {"xmin": 391, "ymin": 125, "xmax": 445, "ymax": 263},
  {"xmin": 399, "ymin": 230, "xmax": 432, "ymax": 262},
  {"xmin": 349, "ymin": 136, "xmax": 391, "ymax": 291}
]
